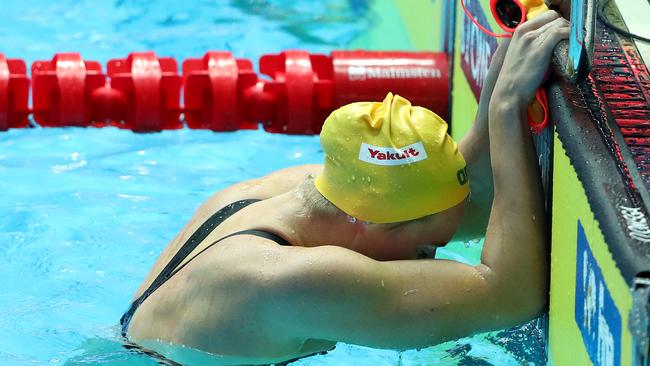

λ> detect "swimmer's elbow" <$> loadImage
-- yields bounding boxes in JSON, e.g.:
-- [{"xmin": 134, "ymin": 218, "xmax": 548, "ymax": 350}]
[
  {"xmin": 475, "ymin": 264, "xmax": 548, "ymax": 328},
  {"xmin": 477, "ymin": 263, "xmax": 548, "ymax": 326}
]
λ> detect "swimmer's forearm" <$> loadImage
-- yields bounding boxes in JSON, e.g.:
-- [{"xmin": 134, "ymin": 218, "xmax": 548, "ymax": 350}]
[
  {"xmin": 481, "ymin": 100, "xmax": 548, "ymax": 318},
  {"xmin": 455, "ymin": 41, "xmax": 510, "ymax": 240},
  {"xmin": 460, "ymin": 40, "xmax": 510, "ymax": 162},
  {"xmin": 474, "ymin": 39, "xmax": 511, "ymax": 150}
]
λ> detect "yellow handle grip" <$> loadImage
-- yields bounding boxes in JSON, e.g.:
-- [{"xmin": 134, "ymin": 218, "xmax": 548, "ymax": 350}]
[{"xmin": 520, "ymin": 0, "xmax": 549, "ymax": 19}]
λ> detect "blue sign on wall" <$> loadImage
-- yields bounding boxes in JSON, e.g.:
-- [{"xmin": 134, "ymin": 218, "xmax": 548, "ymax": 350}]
[{"xmin": 575, "ymin": 221, "xmax": 622, "ymax": 366}]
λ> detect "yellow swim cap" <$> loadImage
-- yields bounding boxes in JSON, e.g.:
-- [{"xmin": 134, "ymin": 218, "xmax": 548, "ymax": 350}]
[{"xmin": 314, "ymin": 93, "xmax": 469, "ymax": 224}]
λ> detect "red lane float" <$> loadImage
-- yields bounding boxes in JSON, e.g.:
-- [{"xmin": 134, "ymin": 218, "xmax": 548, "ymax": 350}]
[
  {"xmin": 108, "ymin": 52, "xmax": 182, "ymax": 131},
  {"xmin": 257, "ymin": 50, "xmax": 449, "ymax": 134},
  {"xmin": 259, "ymin": 50, "xmax": 333, "ymax": 134},
  {"xmin": 183, "ymin": 51, "xmax": 258, "ymax": 131},
  {"xmin": 3, "ymin": 50, "xmax": 450, "ymax": 134},
  {"xmin": 32, "ymin": 53, "xmax": 105, "ymax": 127},
  {"xmin": 0, "ymin": 53, "xmax": 30, "ymax": 130}
]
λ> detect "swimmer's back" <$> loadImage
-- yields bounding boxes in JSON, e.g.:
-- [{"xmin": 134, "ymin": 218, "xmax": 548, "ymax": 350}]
[
  {"xmin": 125, "ymin": 164, "xmax": 331, "ymax": 363},
  {"xmin": 131, "ymin": 164, "xmax": 323, "ymax": 302},
  {"xmin": 126, "ymin": 232, "xmax": 336, "ymax": 364}
]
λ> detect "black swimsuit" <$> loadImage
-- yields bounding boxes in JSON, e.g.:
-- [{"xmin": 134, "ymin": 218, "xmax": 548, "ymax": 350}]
[
  {"xmin": 120, "ymin": 199, "xmax": 289, "ymax": 336},
  {"xmin": 120, "ymin": 199, "xmax": 330, "ymax": 365}
]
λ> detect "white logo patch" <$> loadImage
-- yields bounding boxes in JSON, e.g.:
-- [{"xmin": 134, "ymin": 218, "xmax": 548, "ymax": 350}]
[
  {"xmin": 358, "ymin": 142, "xmax": 428, "ymax": 166},
  {"xmin": 347, "ymin": 66, "xmax": 442, "ymax": 81}
]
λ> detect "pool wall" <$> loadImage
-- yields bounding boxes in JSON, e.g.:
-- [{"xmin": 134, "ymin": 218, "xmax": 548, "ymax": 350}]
[{"xmin": 550, "ymin": 131, "xmax": 635, "ymax": 366}]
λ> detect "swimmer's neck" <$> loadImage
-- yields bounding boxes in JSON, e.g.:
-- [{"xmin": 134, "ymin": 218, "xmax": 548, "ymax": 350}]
[{"xmin": 259, "ymin": 190, "xmax": 419, "ymax": 261}]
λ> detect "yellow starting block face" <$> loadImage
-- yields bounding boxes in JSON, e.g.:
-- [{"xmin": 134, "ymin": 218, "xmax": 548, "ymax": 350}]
[{"xmin": 550, "ymin": 134, "xmax": 634, "ymax": 366}]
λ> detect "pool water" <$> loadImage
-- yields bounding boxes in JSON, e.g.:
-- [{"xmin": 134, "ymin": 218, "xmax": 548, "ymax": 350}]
[{"xmin": 0, "ymin": 1, "xmax": 546, "ymax": 365}]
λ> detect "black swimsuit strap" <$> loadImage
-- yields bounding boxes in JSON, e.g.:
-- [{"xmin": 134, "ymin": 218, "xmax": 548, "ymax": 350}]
[
  {"xmin": 156, "ymin": 229, "xmax": 290, "ymax": 289},
  {"xmin": 121, "ymin": 199, "xmax": 294, "ymax": 337},
  {"xmin": 120, "ymin": 199, "xmax": 308, "ymax": 364},
  {"xmin": 146, "ymin": 199, "xmax": 261, "ymax": 295}
]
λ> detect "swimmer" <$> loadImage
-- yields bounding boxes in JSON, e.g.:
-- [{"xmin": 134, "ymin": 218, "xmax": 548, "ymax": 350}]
[{"xmin": 120, "ymin": 10, "xmax": 570, "ymax": 366}]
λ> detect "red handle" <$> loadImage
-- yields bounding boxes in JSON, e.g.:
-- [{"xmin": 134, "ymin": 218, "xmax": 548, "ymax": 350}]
[{"xmin": 528, "ymin": 88, "xmax": 548, "ymax": 134}]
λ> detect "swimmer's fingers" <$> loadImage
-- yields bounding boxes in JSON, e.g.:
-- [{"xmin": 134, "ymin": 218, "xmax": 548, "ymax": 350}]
[
  {"xmin": 513, "ymin": 9, "xmax": 560, "ymax": 34},
  {"xmin": 530, "ymin": 15, "xmax": 570, "ymax": 38},
  {"xmin": 540, "ymin": 21, "xmax": 570, "ymax": 50},
  {"xmin": 490, "ymin": 13, "xmax": 569, "ymax": 111},
  {"xmin": 531, "ymin": 17, "xmax": 570, "ymax": 58},
  {"xmin": 514, "ymin": 16, "xmax": 569, "ymax": 57}
]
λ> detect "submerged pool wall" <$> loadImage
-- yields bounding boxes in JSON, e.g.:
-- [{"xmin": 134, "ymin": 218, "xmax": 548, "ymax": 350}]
[{"xmin": 393, "ymin": 0, "xmax": 650, "ymax": 365}]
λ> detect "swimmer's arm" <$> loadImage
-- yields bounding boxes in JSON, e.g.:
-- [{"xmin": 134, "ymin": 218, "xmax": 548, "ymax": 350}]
[
  {"xmin": 454, "ymin": 39, "xmax": 510, "ymax": 241},
  {"xmin": 141, "ymin": 164, "xmax": 322, "ymax": 293},
  {"xmin": 266, "ymin": 14, "xmax": 568, "ymax": 349},
  {"xmin": 479, "ymin": 10, "xmax": 569, "ymax": 334},
  {"xmin": 265, "ymin": 245, "xmax": 538, "ymax": 349}
]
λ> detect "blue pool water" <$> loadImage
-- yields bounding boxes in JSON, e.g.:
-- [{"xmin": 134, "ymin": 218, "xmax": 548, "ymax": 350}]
[{"xmin": 0, "ymin": 1, "xmax": 546, "ymax": 365}]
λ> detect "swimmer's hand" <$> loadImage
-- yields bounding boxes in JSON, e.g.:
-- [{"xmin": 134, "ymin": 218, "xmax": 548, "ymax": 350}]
[{"xmin": 491, "ymin": 10, "xmax": 569, "ymax": 113}]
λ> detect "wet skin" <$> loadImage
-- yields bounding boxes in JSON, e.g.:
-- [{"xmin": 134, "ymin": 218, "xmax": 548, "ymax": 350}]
[{"xmin": 126, "ymin": 11, "xmax": 569, "ymax": 365}]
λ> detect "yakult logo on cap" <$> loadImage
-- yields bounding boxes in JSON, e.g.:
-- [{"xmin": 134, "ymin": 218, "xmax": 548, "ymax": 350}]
[{"xmin": 358, "ymin": 142, "xmax": 428, "ymax": 166}]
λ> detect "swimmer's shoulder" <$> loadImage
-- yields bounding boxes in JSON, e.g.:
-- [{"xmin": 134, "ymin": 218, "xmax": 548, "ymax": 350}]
[
  {"xmin": 234, "ymin": 164, "xmax": 323, "ymax": 198},
  {"xmin": 200, "ymin": 164, "xmax": 323, "ymax": 211}
]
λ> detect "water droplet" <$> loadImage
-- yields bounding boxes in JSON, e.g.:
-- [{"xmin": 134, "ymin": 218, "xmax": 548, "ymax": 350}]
[
  {"xmin": 366, "ymin": 176, "xmax": 371, "ymax": 183},
  {"xmin": 351, "ymin": 175, "xmax": 356, "ymax": 181}
]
